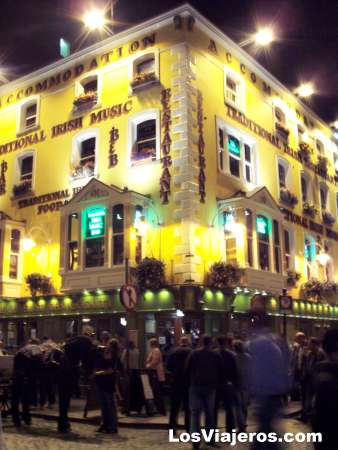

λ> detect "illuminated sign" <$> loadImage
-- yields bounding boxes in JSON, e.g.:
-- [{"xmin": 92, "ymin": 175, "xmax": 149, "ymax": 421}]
[
  {"xmin": 228, "ymin": 135, "xmax": 240, "ymax": 156},
  {"xmin": 256, "ymin": 216, "xmax": 268, "ymax": 235},
  {"xmin": 86, "ymin": 207, "xmax": 106, "ymax": 238}
]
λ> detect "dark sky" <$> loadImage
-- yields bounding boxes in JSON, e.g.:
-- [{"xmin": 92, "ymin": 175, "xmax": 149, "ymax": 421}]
[{"xmin": 0, "ymin": 0, "xmax": 337, "ymax": 123}]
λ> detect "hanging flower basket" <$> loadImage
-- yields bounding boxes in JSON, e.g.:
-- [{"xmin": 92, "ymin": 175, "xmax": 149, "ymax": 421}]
[
  {"xmin": 322, "ymin": 210, "xmax": 336, "ymax": 226},
  {"xmin": 130, "ymin": 72, "xmax": 157, "ymax": 89},
  {"xmin": 298, "ymin": 142, "xmax": 311, "ymax": 163},
  {"xmin": 302, "ymin": 279, "xmax": 338, "ymax": 301},
  {"xmin": 316, "ymin": 156, "xmax": 328, "ymax": 175},
  {"xmin": 280, "ymin": 187, "xmax": 298, "ymax": 207},
  {"xmin": 303, "ymin": 202, "xmax": 317, "ymax": 218},
  {"xmin": 12, "ymin": 181, "xmax": 32, "ymax": 198},
  {"xmin": 286, "ymin": 270, "xmax": 301, "ymax": 288},
  {"xmin": 134, "ymin": 257, "xmax": 165, "ymax": 291},
  {"xmin": 26, "ymin": 273, "xmax": 52, "ymax": 298},
  {"xmin": 73, "ymin": 91, "xmax": 98, "ymax": 108},
  {"xmin": 207, "ymin": 262, "xmax": 243, "ymax": 290}
]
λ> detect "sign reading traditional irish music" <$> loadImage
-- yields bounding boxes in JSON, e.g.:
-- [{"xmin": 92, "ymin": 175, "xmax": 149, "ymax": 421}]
[{"xmin": 86, "ymin": 207, "xmax": 106, "ymax": 238}]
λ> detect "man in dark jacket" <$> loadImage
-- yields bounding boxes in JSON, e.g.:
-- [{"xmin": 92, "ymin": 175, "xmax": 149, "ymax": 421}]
[
  {"xmin": 185, "ymin": 335, "xmax": 223, "ymax": 450},
  {"xmin": 312, "ymin": 328, "xmax": 338, "ymax": 450},
  {"xmin": 167, "ymin": 336, "xmax": 192, "ymax": 433},
  {"xmin": 214, "ymin": 335, "xmax": 239, "ymax": 432}
]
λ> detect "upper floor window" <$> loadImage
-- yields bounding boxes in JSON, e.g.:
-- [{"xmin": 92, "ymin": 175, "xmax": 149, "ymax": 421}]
[
  {"xmin": 112, "ymin": 204, "xmax": 124, "ymax": 265},
  {"xmin": 217, "ymin": 124, "xmax": 256, "ymax": 184},
  {"xmin": 319, "ymin": 183, "xmax": 328, "ymax": 210},
  {"xmin": 316, "ymin": 139, "xmax": 325, "ymax": 157},
  {"xmin": 224, "ymin": 70, "xmax": 245, "ymax": 110},
  {"xmin": 18, "ymin": 98, "xmax": 39, "ymax": 133},
  {"xmin": 9, "ymin": 229, "xmax": 20, "ymax": 279},
  {"xmin": 131, "ymin": 52, "xmax": 159, "ymax": 91},
  {"xmin": 257, "ymin": 215, "xmax": 270, "ymax": 271},
  {"xmin": 74, "ymin": 74, "xmax": 99, "ymax": 111},
  {"xmin": 71, "ymin": 131, "xmax": 97, "ymax": 181},
  {"xmin": 13, "ymin": 151, "xmax": 35, "ymax": 198},
  {"xmin": 278, "ymin": 161, "xmax": 287, "ymax": 189},
  {"xmin": 274, "ymin": 106, "xmax": 289, "ymax": 142},
  {"xmin": 129, "ymin": 111, "xmax": 159, "ymax": 166},
  {"xmin": 301, "ymin": 173, "xmax": 307, "ymax": 203}
]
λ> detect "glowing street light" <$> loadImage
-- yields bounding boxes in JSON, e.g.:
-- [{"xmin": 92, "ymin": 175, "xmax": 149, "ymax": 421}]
[
  {"xmin": 83, "ymin": 8, "xmax": 106, "ymax": 31},
  {"xmin": 296, "ymin": 83, "xmax": 314, "ymax": 98},
  {"xmin": 21, "ymin": 237, "xmax": 36, "ymax": 252},
  {"xmin": 254, "ymin": 28, "xmax": 274, "ymax": 46}
]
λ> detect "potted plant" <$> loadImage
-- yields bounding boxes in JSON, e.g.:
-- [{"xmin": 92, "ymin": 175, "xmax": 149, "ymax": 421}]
[
  {"xmin": 298, "ymin": 142, "xmax": 311, "ymax": 163},
  {"xmin": 303, "ymin": 202, "xmax": 317, "ymax": 218},
  {"xmin": 134, "ymin": 257, "xmax": 165, "ymax": 290},
  {"xmin": 280, "ymin": 187, "xmax": 298, "ymax": 207},
  {"xmin": 12, "ymin": 181, "xmax": 32, "ymax": 198},
  {"xmin": 322, "ymin": 210, "xmax": 336, "ymax": 226},
  {"xmin": 302, "ymin": 279, "xmax": 322, "ymax": 301},
  {"xmin": 287, "ymin": 270, "xmax": 301, "ymax": 288},
  {"xmin": 73, "ymin": 91, "xmax": 98, "ymax": 109},
  {"xmin": 317, "ymin": 156, "xmax": 328, "ymax": 175},
  {"xmin": 26, "ymin": 273, "xmax": 52, "ymax": 298},
  {"xmin": 207, "ymin": 262, "xmax": 243, "ymax": 291},
  {"xmin": 130, "ymin": 72, "xmax": 157, "ymax": 89}
]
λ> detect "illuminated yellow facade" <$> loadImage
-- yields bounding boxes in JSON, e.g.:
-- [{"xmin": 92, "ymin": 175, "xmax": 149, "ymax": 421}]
[{"xmin": 0, "ymin": 5, "xmax": 337, "ymax": 342}]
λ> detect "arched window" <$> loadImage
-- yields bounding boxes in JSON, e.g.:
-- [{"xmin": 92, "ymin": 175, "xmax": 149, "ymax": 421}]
[
  {"xmin": 131, "ymin": 51, "xmax": 159, "ymax": 91},
  {"xmin": 18, "ymin": 97, "xmax": 39, "ymax": 132},
  {"xmin": 274, "ymin": 105, "xmax": 289, "ymax": 142},
  {"xmin": 257, "ymin": 215, "xmax": 270, "ymax": 271},
  {"xmin": 74, "ymin": 74, "xmax": 99, "ymax": 110},
  {"xmin": 112, "ymin": 204, "xmax": 124, "ymax": 265},
  {"xmin": 13, "ymin": 151, "xmax": 35, "ymax": 198},
  {"xmin": 319, "ymin": 183, "xmax": 328, "ymax": 211},
  {"xmin": 71, "ymin": 130, "xmax": 98, "ymax": 181},
  {"xmin": 277, "ymin": 157, "xmax": 290, "ymax": 190},
  {"xmin": 224, "ymin": 68, "xmax": 245, "ymax": 110},
  {"xmin": 275, "ymin": 106, "xmax": 286, "ymax": 126},
  {"xmin": 129, "ymin": 110, "xmax": 160, "ymax": 166}
]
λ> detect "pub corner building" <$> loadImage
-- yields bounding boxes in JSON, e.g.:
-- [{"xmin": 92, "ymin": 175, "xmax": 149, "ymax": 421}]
[{"xmin": 0, "ymin": 4, "xmax": 337, "ymax": 353}]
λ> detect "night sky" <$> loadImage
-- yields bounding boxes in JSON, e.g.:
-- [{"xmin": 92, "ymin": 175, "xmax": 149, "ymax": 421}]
[{"xmin": 0, "ymin": 0, "xmax": 337, "ymax": 123}]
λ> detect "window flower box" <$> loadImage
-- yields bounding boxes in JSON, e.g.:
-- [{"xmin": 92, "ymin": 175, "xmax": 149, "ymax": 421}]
[
  {"xmin": 73, "ymin": 91, "xmax": 98, "ymax": 110},
  {"xmin": 280, "ymin": 187, "xmax": 298, "ymax": 207},
  {"xmin": 298, "ymin": 142, "xmax": 311, "ymax": 163},
  {"xmin": 302, "ymin": 279, "xmax": 338, "ymax": 301},
  {"xmin": 303, "ymin": 202, "xmax": 317, "ymax": 218},
  {"xmin": 317, "ymin": 155, "xmax": 328, "ymax": 175},
  {"xmin": 287, "ymin": 270, "xmax": 301, "ymax": 288},
  {"xmin": 276, "ymin": 123, "xmax": 290, "ymax": 141},
  {"xmin": 130, "ymin": 72, "xmax": 158, "ymax": 91},
  {"xmin": 322, "ymin": 210, "xmax": 336, "ymax": 226},
  {"xmin": 71, "ymin": 161, "xmax": 95, "ymax": 180},
  {"xmin": 12, "ymin": 181, "xmax": 32, "ymax": 198}
]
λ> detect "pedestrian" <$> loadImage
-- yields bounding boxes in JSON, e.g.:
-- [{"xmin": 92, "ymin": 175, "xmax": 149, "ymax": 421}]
[
  {"xmin": 290, "ymin": 331, "xmax": 307, "ymax": 401},
  {"xmin": 214, "ymin": 335, "xmax": 239, "ymax": 433},
  {"xmin": 11, "ymin": 340, "xmax": 42, "ymax": 427},
  {"xmin": 185, "ymin": 334, "xmax": 223, "ymax": 450},
  {"xmin": 146, "ymin": 338, "xmax": 166, "ymax": 414},
  {"xmin": 121, "ymin": 341, "xmax": 140, "ymax": 370},
  {"xmin": 248, "ymin": 315, "xmax": 289, "ymax": 450},
  {"xmin": 0, "ymin": 340, "xmax": 8, "ymax": 356},
  {"xmin": 300, "ymin": 337, "xmax": 325, "ymax": 422},
  {"xmin": 311, "ymin": 328, "xmax": 338, "ymax": 450},
  {"xmin": 93, "ymin": 338, "xmax": 123, "ymax": 434},
  {"xmin": 167, "ymin": 336, "xmax": 192, "ymax": 433},
  {"xmin": 233, "ymin": 339, "xmax": 251, "ymax": 432}
]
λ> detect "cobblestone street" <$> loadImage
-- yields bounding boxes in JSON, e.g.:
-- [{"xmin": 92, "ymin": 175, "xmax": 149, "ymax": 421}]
[{"xmin": 0, "ymin": 417, "xmax": 315, "ymax": 450}]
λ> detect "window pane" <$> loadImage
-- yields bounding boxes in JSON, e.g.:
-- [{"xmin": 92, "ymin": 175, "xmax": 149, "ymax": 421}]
[
  {"xmin": 278, "ymin": 164, "xmax": 286, "ymax": 187},
  {"xmin": 257, "ymin": 215, "xmax": 269, "ymax": 242},
  {"xmin": 26, "ymin": 104, "xmax": 37, "ymax": 117},
  {"xmin": 258, "ymin": 242, "xmax": 269, "ymax": 271},
  {"xmin": 320, "ymin": 187, "xmax": 326, "ymax": 209},
  {"xmin": 68, "ymin": 242, "xmax": 78, "ymax": 271},
  {"xmin": 284, "ymin": 230, "xmax": 290, "ymax": 253},
  {"xmin": 273, "ymin": 220, "xmax": 280, "ymax": 245},
  {"xmin": 68, "ymin": 213, "xmax": 79, "ymax": 242},
  {"xmin": 9, "ymin": 255, "xmax": 18, "ymax": 279},
  {"xmin": 81, "ymin": 138, "xmax": 96, "ymax": 159},
  {"xmin": 136, "ymin": 58, "xmax": 155, "ymax": 74},
  {"xmin": 301, "ymin": 176, "xmax": 307, "ymax": 202},
  {"xmin": 229, "ymin": 156, "xmax": 240, "ymax": 177},
  {"xmin": 226, "ymin": 77, "xmax": 237, "ymax": 92},
  {"xmin": 113, "ymin": 204, "xmax": 124, "ymax": 234},
  {"xmin": 11, "ymin": 229, "xmax": 20, "ymax": 253},
  {"xmin": 274, "ymin": 247, "xmax": 281, "ymax": 273},
  {"xmin": 245, "ymin": 165, "xmax": 251, "ymax": 182},
  {"xmin": 85, "ymin": 238, "xmax": 104, "ymax": 267},
  {"xmin": 137, "ymin": 120, "xmax": 156, "ymax": 142},
  {"xmin": 225, "ymin": 236, "xmax": 237, "ymax": 263},
  {"xmin": 244, "ymin": 144, "xmax": 251, "ymax": 162},
  {"xmin": 21, "ymin": 156, "xmax": 33, "ymax": 176},
  {"xmin": 219, "ymin": 128, "xmax": 224, "ymax": 148},
  {"xmin": 113, "ymin": 235, "xmax": 124, "ymax": 265},
  {"xmin": 132, "ymin": 120, "xmax": 157, "ymax": 165},
  {"xmin": 83, "ymin": 79, "xmax": 97, "ymax": 93}
]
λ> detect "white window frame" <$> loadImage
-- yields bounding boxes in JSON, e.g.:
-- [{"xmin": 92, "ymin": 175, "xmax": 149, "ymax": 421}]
[
  {"xmin": 14, "ymin": 150, "xmax": 36, "ymax": 191},
  {"xmin": 128, "ymin": 109, "xmax": 160, "ymax": 167},
  {"xmin": 224, "ymin": 67, "xmax": 245, "ymax": 111},
  {"xmin": 17, "ymin": 96, "xmax": 40, "ymax": 134},
  {"xmin": 216, "ymin": 118, "xmax": 257, "ymax": 186},
  {"xmin": 283, "ymin": 227, "xmax": 294, "ymax": 272},
  {"xmin": 129, "ymin": 50, "xmax": 160, "ymax": 92},
  {"xmin": 71, "ymin": 129, "xmax": 99, "ymax": 184},
  {"xmin": 276, "ymin": 156, "xmax": 291, "ymax": 193},
  {"xmin": 319, "ymin": 182, "xmax": 329, "ymax": 212},
  {"xmin": 74, "ymin": 72, "xmax": 101, "ymax": 107}
]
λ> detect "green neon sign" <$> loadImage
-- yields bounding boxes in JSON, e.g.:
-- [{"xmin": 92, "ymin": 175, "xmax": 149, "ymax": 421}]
[
  {"xmin": 256, "ymin": 216, "xmax": 268, "ymax": 235},
  {"xmin": 228, "ymin": 136, "xmax": 241, "ymax": 156},
  {"xmin": 86, "ymin": 207, "xmax": 106, "ymax": 238}
]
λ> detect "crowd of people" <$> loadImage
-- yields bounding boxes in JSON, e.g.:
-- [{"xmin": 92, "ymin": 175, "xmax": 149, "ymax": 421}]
[{"xmin": 1, "ymin": 323, "xmax": 338, "ymax": 450}]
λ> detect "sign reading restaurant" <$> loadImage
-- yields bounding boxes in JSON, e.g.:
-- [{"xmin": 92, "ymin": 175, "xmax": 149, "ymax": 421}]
[{"xmin": 0, "ymin": 33, "xmax": 155, "ymax": 109}]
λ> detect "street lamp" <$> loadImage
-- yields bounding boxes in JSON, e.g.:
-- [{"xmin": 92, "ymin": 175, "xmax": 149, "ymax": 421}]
[
  {"xmin": 296, "ymin": 83, "xmax": 314, "ymax": 98},
  {"xmin": 83, "ymin": 8, "xmax": 106, "ymax": 31},
  {"xmin": 254, "ymin": 27, "xmax": 274, "ymax": 46}
]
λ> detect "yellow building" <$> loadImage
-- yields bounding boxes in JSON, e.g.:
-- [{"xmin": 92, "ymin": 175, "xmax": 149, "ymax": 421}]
[{"xmin": 0, "ymin": 4, "xmax": 337, "ymax": 347}]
